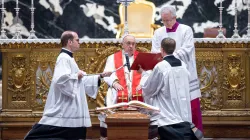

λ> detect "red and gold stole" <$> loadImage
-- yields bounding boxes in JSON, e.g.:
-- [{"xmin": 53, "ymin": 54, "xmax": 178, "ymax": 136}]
[{"xmin": 114, "ymin": 50, "xmax": 143, "ymax": 103}]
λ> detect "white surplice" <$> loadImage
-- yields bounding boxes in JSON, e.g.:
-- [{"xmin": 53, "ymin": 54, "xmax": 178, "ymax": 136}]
[
  {"xmin": 141, "ymin": 60, "xmax": 192, "ymax": 127},
  {"xmin": 103, "ymin": 50, "xmax": 134, "ymax": 106},
  {"xmin": 151, "ymin": 24, "xmax": 201, "ymax": 100},
  {"xmin": 39, "ymin": 49, "xmax": 99, "ymax": 128}
]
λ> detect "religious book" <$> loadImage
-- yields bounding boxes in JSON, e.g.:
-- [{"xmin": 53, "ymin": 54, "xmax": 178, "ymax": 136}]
[
  {"xmin": 131, "ymin": 53, "xmax": 162, "ymax": 70},
  {"xmin": 96, "ymin": 100, "xmax": 160, "ymax": 112}
]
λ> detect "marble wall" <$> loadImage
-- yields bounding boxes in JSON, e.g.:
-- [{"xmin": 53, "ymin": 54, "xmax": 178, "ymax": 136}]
[{"xmin": 0, "ymin": 0, "xmax": 248, "ymax": 38}]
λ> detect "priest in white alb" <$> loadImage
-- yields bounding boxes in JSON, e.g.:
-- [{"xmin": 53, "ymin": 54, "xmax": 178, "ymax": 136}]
[
  {"xmin": 24, "ymin": 31, "xmax": 112, "ymax": 140},
  {"xmin": 139, "ymin": 37, "xmax": 196, "ymax": 140},
  {"xmin": 151, "ymin": 6, "xmax": 203, "ymax": 132}
]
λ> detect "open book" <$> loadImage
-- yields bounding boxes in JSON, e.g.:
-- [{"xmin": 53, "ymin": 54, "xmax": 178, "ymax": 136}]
[{"xmin": 96, "ymin": 100, "xmax": 160, "ymax": 112}]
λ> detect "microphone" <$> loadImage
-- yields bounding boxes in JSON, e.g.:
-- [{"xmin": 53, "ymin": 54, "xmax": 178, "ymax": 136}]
[{"xmin": 124, "ymin": 53, "xmax": 131, "ymax": 72}]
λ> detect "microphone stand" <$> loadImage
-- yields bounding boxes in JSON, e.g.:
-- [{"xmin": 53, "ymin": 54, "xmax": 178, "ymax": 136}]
[{"xmin": 84, "ymin": 64, "xmax": 127, "ymax": 76}]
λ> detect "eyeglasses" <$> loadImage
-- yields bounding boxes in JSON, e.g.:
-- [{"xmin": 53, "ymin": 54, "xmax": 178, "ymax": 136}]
[
  {"xmin": 161, "ymin": 17, "xmax": 175, "ymax": 24},
  {"xmin": 161, "ymin": 19, "xmax": 173, "ymax": 24}
]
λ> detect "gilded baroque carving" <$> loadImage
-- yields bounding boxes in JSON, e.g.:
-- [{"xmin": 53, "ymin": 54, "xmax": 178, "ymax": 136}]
[
  {"xmin": 30, "ymin": 51, "xmax": 58, "ymax": 110},
  {"xmin": 222, "ymin": 54, "xmax": 246, "ymax": 103},
  {"xmin": 224, "ymin": 43, "xmax": 245, "ymax": 48},
  {"xmin": 195, "ymin": 43, "xmax": 223, "ymax": 48},
  {"xmin": 196, "ymin": 51, "xmax": 223, "ymax": 110},
  {"xmin": 7, "ymin": 54, "xmax": 31, "ymax": 108},
  {"xmin": 194, "ymin": 42, "xmax": 247, "ymax": 48},
  {"xmin": 36, "ymin": 63, "xmax": 53, "ymax": 104},
  {"xmin": 2, "ymin": 41, "xmax": 250, "ymax": 119}
]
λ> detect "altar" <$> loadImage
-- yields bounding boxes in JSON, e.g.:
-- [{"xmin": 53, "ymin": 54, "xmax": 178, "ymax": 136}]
[
  {"xmin": 105, "ymin": 109, "xmax": 150, "ymax": 140},
  {"xmin": 0, "ymin": 38, "xmax": 250, "ymax": 139}
]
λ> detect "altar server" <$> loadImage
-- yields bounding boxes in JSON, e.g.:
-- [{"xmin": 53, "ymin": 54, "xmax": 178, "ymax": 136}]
[
  {"xmin": 151, "ymin": 6, "xmax": 203, "ymax": 132},
  {"xmin": 24, "ymin": 31, "xmax": 112, "ymax": 140},
  {"xmin": 140, "ymin": 37, "xmax": 196, "ymax": 140}
]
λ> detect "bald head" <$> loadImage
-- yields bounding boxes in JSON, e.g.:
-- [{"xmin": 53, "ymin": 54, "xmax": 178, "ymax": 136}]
[{"xmin": 60, "ymin": 31, "xmax": 80, "ymax": 52}]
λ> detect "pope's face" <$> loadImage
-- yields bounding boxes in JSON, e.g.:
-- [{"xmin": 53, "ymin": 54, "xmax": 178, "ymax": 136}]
[{"xmin": 122, "ymin": 35, "xmax": 136, "ymax": 56}]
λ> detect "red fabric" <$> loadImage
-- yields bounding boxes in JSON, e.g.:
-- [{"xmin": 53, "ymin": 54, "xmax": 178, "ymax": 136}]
[
  {"xmin": 191, "ymin": 98, "xmax": 203, "ymax": 132},
  {"xmin": 114, "ymin": 51, "xmax": 143, "ymax": 103}
]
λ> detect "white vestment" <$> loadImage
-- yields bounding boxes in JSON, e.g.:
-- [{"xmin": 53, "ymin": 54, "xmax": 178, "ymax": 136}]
[
  {"xmin": 141, "ymin": 59, "xmax": 192, "ymax": 127},
  {"xmin": 103, "ymin": 50, "xmax": 135, "ymax": 106},
  {"xmin": 151, "ymin": 24, "xmax": 201, "ymax": 100},
  {"xmin": 39, "ymin": 50, "xmax": 99, "ymax": 128}
]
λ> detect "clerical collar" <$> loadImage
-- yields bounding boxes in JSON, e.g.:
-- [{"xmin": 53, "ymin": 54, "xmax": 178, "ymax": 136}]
[
  {"xmin": 163, "ymin": 54, "xmax": 181, "ymax": 67},
  {"xmin": 60, "ymin": 48, "xmax": 73, "ymax": 58},
  {"xmin": 166, "ymin": 22, "xmax": 179, "ymax": 32},
  {"xmin": 163, "ymin": 54, "xmax": 173, "ymax": 59}
]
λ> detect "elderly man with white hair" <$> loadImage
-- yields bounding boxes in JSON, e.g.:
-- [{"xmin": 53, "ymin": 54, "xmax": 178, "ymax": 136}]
[
  {"xmin": 151, "ymin": 6, "xmax": 203, "ymax": 132},
  {"xmin": 103, "ymin": 34, "xmax": 143, "ymax": 106},
  {"xmin": 100, "ymin": 34, "xmax": 158, "ymax": 139}
]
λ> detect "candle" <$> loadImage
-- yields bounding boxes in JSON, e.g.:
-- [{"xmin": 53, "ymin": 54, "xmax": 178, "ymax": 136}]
[
  {"xmin": 220, "ymin": 0, "xmax": 222, "ymax": 7},
  {"xmin": 2, "ymin": 0, "xmax": 3, "ymax": 6},
  {"xmin": 31, "ymin": 0, "xmax": 33, "ymax": 6},
  {"xmin": 16, "ymin": 0, "xmax": 18, "ymax": 7}
]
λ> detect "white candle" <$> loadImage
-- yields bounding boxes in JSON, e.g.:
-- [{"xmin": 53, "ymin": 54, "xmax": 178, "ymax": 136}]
[
  {"xmin": 31, "ymin": 0, "xmax": 33, "ymax": 6},
  {"xmin": 2, "ymin": 0, "xmax": 3, "ymax": 6},
  {"xmin": 16, "ymin": 0, "xmax": 18, "ymax": 7}
]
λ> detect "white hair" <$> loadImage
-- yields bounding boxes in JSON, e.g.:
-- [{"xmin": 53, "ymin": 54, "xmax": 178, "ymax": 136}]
[
  {"xmin": 160, "ymin": 6, "xmax": 177, "ymax": 17},
  {"xmin": 120, "ymin": 34, "xmax": 135, "ymax": 43}
]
